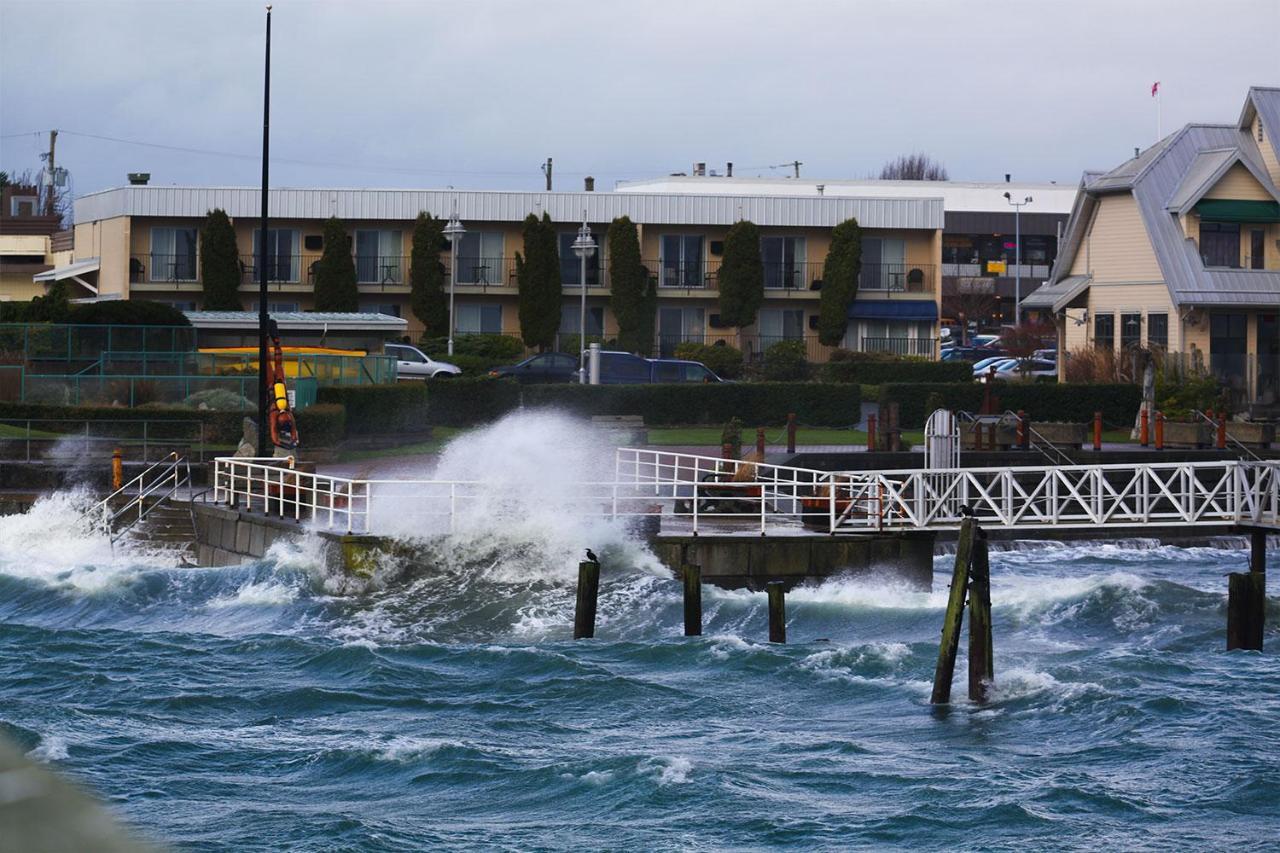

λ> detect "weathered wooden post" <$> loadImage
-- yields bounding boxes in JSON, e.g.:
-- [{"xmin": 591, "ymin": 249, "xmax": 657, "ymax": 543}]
[
  {"xmin": 931, "ymin": 514, "xmax": 976, "ymax": 704},
  {"xmin": 1250, "ymin": 529, "xmax": 1267, "ymax": 573},
  {"xmin": 866, "ymin": 414, "xmax": 877, "ymax": 451},
  {"xmin": 1217, "ymin": 412, "xmax": 1228, "ymax": 450},
  {"xmin": 1016, "ymin": 410, "xmax": 1027, "ymax": 450},
  {"xmin": 766, "ymin": 580, "xmax": 786, "ymax": 643},
  {"xmin": 574, "ymin": 558, "xmax": 601, "ymax": 640},
  {"xmin": 1155, "ymin": 411, "xmax": 1165, "ymax": 450},
  {"xmin": 111, "ymin": 447, "xmax": 124, "ymax": 491},
  {"xmin": 786, "ymin": 413, "xmax": 797, "ymax": 454},
  {"xmin": 987, "ymin": 422, "xmax": 997, "ymax": 450},
  {"xmin": 756, "ymin": 427, "xmax": 766, "ymax": 457},
  {"xmin": 967, "ymin": 529, "xmax": 994, "ymax": 703},
  {"xmin": 1092, "ymin": 411, "xmax": 1103, "ymax": 451},
  {"xmin": 721, "ymin": 442, "xmax": 734, "ymax": 460},
  {"xmin": 1140, "ymin": 407, "xmax": 1150, "ymax": 447},
  {"xmin": 1227, "ymin": 571, "xmax": 1265, "ymax": 651},
  {"xmin": 682, "ymin": 563, "xmax": 702, "ymax": 637}
]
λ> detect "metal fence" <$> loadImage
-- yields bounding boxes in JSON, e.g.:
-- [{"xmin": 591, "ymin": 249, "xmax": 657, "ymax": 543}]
[
  {"xmin": 0, "ymin": 418, "xmax": 211, "ymax": 462},
  {"xmin": 14, "ymin": 373, "xmax": 318, "ymax": 411},
  {"xmin": 0, "ymin": 323, "xmax": 197, "ymax": 363}
]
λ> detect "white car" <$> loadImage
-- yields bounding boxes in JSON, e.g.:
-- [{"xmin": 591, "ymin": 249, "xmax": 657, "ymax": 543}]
[
  {"xmin": 990, "ymin": 358, "xmax": 1057, "ymax": 381},
  {"xmin": 385, "ymin": 343, "xmax": 462, "ymax": 379}
]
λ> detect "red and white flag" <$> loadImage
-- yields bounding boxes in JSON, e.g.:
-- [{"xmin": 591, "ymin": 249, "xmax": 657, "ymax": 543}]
[{"xmin": 1151, "ymin": 81, "xmax": 1160, "ymax": 97}]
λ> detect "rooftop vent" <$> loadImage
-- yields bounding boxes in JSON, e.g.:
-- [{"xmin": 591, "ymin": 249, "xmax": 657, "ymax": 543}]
[{"xmin": 127, "ymin": 173, "xmax": 150, "ymax": 185}]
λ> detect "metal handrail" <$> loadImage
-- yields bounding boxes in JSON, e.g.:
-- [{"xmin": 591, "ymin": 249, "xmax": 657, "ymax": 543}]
[
  {"xmin": 1193, "ymin": 409, "xmax": 1263, "ymax": 462},
  {"xmin": 98, "ymin": 452, "xmax": 192, "ymax": 540},
  {"xmin": 997, "ymin": 409, "xmax": 1075, "ymax": 467}
]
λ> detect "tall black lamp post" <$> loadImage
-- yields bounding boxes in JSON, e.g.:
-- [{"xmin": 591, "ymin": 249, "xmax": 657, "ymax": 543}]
[{"xmin": 256, "ymin": 5, "xmax": 273, "ymax": 457}]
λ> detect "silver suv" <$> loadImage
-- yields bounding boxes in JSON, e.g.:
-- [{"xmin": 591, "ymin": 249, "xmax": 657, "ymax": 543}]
[{"xmin": 385, "ymin": 343, "xmax": 462, "ymax": 379}]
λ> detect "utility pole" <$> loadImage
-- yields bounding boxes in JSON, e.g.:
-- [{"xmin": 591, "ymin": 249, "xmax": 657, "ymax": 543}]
[
  {"xmin": 542, "ymin": 157, "xmax": 553, "ymax": 191},
  {"xmin": 791, "ymin": 160, "xmax": 802, "ymax": 179},
  {"xmin": 42, "ymin": 130, "xmax": 58, "ymax": 217},
  {"xmin": 257, "ymin": 5, "xmax": 272, "ymax": 458}
]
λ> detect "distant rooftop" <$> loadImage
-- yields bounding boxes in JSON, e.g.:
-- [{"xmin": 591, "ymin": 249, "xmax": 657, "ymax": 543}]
[{"xmin": 184, "ymin": 311, "xmax": 407, "ymax": 330}]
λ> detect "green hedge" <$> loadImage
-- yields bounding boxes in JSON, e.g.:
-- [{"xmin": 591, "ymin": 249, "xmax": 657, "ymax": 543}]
[
  {"xmin": 316, "ymin": 383, "xmax": 428, "ymax": 434},
  {"xmin": 295, "ymin": 403, "xmax": 346, "ymax": 448},
  {"xmin": 523, "ymin": 382, "xmax": 861, "ymax": 426},
  {"xmin": 879, "ymin": 382, "xmax": 1142, "ymax": 428},
  {"xmin": 821, "ymin": 352, "xmax": 971, "ymax": 384},
  {"xmin": 423, "ymin": 377, "xmax": 521, "ymax": 426},
  {"xmin": 0, "ymin": 401, "xmax": 243, "ymax": 443}
]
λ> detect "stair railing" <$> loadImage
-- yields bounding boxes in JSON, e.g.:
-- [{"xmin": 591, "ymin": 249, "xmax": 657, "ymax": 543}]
[{"xmin": 97, "ymin": 451, "xmax": 192, "ymax": 542}]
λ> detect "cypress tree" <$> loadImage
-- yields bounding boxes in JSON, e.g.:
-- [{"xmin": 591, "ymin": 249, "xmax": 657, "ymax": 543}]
[
  {"xmin": 607, "ymin": 216, "xmax": 654, "ymax": 354},
  {"xmin": 313, "ymin": 216, "xmax": 359, "ymax": 312},
  {"xmin": 717, "ymin": 220, "xmax": 764, "ymax": 328},
  {"xmin": 199, "ymin": 208, "xmax": 242, "ymax": 310},
  {"xmin": 817, "ymin": 217, "xmax": 863, "ymax": 346},
  {"xmin": 409, "ymin": 211, "xmax": 448, "ymax": 336},
  {"xmin": 515, "ymin": 211, "xmax": 561, "ymax": 349}
]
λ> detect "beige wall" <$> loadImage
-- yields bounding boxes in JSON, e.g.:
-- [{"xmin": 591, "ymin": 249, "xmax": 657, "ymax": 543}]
[
  {"xmin": 1076, "ymin": 284, "xmax": 1178, "ymax": 353},
  {"xmin": 1256, "ymin": 115, "xmax": 1280, "ymax": 186},
  {"xmin": 1202, "ymin": 162, "xmax": 1273, "ymax": 201},
  {"xmin": 1069, "ymin": 193, "xmax": 1163, "ymax": 283}
]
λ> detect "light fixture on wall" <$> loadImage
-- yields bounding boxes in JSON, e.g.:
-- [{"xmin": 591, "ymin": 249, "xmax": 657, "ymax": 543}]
[{"xmin": 1070, "ymin": 308, "xmax": 1089, "ymax": 327}]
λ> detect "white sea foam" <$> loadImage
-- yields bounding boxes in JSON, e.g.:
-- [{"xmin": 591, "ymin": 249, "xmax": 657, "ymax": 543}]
[
  {"xmin": 26, "ymin": 735, "xmax": 69, "ymax": 762},
  {"xmin": 207, "ymin": 578, "xmax": 299, "ymax": 609},
  {"xmin": 376, "ymin": 736, "xmax": 464, "ymax": 762},
  {"xmin": 987, "ymin": 667, "xmax": 1106, "ymax": 704},
  {"xmin": 641, "ymin": 755, "xmax": 693, "ymax": 786}
]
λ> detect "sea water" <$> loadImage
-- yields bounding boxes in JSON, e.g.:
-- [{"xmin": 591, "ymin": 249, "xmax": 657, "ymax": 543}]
[{"xmin": 2, "ymin": 413, "xmax": 1278, "ymax": 851}]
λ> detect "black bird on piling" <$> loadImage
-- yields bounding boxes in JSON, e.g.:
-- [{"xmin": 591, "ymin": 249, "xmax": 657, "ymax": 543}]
[{"xmin": 585, "ymin": 548, "xmax": 599, "ymax": 563}]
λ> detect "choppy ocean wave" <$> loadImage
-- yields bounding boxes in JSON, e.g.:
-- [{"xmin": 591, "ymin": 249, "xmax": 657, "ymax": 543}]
[{"xmin": 2, "ymin": 413, "xmax": 1278, "ymax": 850}]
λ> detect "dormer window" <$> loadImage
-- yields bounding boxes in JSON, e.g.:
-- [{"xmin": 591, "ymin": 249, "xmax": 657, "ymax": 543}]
[{"xmin": 1200, "ymin": 221, "xmax": 1241, "ymax": 268}]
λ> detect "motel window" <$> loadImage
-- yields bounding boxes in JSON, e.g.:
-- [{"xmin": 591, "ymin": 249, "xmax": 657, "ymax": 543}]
[
  {"xmin": 1200, "ymin": 221, "xmax": 1241, "ymax": 268},
  {"xmin": 359, "ymin": 302, "xmax": 400, "ymax": 317},
  {"xmin": 657, "ymin": 306, "xmax": 705, "ymax": 356},
  {"xmin": 659, "ymin": 235, "xmax": 705, "ymax": 288},
  {"xmin": 759, "ymin": 308, "xmax": 805, "ymax": 343},
  {"xmin": 1147, "ymin": 313, "xmax": 1168, "ymax": 350},
  {"xmin": 560, "ymin": 305, "xmax": 604, "ymax": 336},
  {"xmin": 760, "ymin": 236, "xmax": 807, "ymax": 289},
  {"xmin": 454, "ymin": 231, "xmax": 505, "ymax": 285},
  {"xmin": 455, "ymin": 303, "xmax": 502, "ymax": 334},
  {"xmin": 269, "ymin": 302, "xmax": 300, "ymax": 313},
  {"xmin": 1121, "ymin": 313, "xmax": 1142, "ymax": 349},
  {"xmin": 558, "ymin": 231, "xmax": 602, "ymax": 287},
  {"xmin": 355, "ymin": 230, "xmax": 403, "ymax": 284},
  {"xmin": 1094, "ymin": 313, "xmax": 1115, "ymax": 350},
  {"xmin": 252, "ymin": 229, "xmax": 300, "ymax": 282},
  {"xmin": 150, "ymin": 227, "xmax": 198, "ymax": 282}
]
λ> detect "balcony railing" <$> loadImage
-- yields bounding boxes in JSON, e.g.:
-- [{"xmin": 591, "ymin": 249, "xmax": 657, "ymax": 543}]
[
  {"xmin": 355, "ymin": 254, "xmax": 407, "ymax": 286},
  {"xmin": 859, "ymin": 263, "xmax": 936, "ymax": 294},
  {"xmin": 941, "ymin": 262, "xmax": 1051, "ymax": 279},
  {"xmin": 858, "ymin": 336, "xmax": 938, "ymax": 357},
  {"xmin": 763, "ymin": 261, "xmax": 823, "ymax": 291},
  {"xmin": 129, "ymin": 254, "xmax": 198, "ymax": 284}
]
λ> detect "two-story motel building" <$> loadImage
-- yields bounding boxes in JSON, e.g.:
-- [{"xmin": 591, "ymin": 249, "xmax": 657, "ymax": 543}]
[{"xmin": 37, "ymin": 186, "xmax": 945, "ymax": 360}]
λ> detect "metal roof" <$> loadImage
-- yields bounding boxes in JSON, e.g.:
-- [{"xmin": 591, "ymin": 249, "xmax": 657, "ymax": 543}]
[
  {"xmin": 184, "ymin": 311, "xmax": 407, "ymax": 330},
  {"xmin": 74, "ymin": 186, "xmax": 943, "ymax": 231},
  {"xmin": 33, "ymin": 257, "xmax": 100, "ymax": 282},
  {"xmin": 1165, "ymin": 149, "xmax": 1239, "ymax": 212},
  {"xmin": 1020, "ymin": 275, "xmax": 1090, "ymax": 311}
]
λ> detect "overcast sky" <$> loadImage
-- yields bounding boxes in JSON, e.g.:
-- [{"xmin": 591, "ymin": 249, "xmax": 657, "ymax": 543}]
[{"xmin": 2, "ymin": 0, "xmax": 1279, "ymax": 201}]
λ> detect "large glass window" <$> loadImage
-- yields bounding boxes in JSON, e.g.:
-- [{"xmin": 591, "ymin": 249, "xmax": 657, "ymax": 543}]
[
  {"xmin": 759, "ymin": 308, "xmax": 805, "ymax": 342},
  {"xmin": 861, "ymin": 237, "xmax": 907, "ymax": 291},
  {"xmin": 1147, "ymin": 313, "xmax": 1168, "ymax": 349},
  {"xmin": 150, "ymin": 227, "xmax": 197, "ymax": 282},
  {"xmin": 761, "ymin": 236, "xmax": 807, "ymax": 289},
  {"xmin": 1200, "ymin": 221, "xmax": 1241, "ymax": 268},
  {"xmin": 1121, "ymin": 313, "xmax": 1142, "ymax": 349},
  {"xmin": 660, "ymin": 235, "xmax": 705, "ymax": 288},
  {"xmin": 455, "ymin": 303, "xmax": 502, "ymax": 334},
  {"xmin": 657, "ymin": 306, "xmax": 705, "ymax": 356},
  {"xmin": 355, "ymin": 230, "xmax": 403, "ymax": 284},
  {"xmin": 454, "ymin": 231, "xmax": 504, "ymax": 285},
  {"xmin": 559, "ymin": 231, "xmax": 602, "ymax": 287},
  {"xmin": 1250, "ymin": 229, "xmax": 1265, "ymax": 270},
  {"xmin": 1094, "ymin": 313, "xmax": 1114, "ymax": 350},
  {"xmin": 1210, "ymin": 313, "xmax": 1248, "ymax": 390},
  {"xmin": 359, "ymin": 302, "xmax": 400, "ymax": 317},
  {"xmin": 560, "ymin": 304, "xmax": 604, "ymax": 335},
  {"xmin": 252, "ymin": 229, "xmax": 300, "ymax": 282}
]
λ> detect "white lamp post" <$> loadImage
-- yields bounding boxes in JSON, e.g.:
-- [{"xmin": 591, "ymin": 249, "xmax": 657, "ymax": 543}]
[
  {"xmin": 443, "ymin": 208, "xmax": 465, "ymax": 356},
  {"xmin": 1004, "ymin": 191, "xmax": 1033, "ymax": 328},
  {"xmin": 571, "ymin": 215, "xmax": 597, "ymax": 383}
]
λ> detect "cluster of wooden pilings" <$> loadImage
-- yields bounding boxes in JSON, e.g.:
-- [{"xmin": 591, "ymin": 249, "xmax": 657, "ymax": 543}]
[
  {"xmin": 929, "ymin": 515, "xmax": 994, "ymax": 704},
  {"xmin": 1228, "ymin": 530, "xmax": 1267, "ymax": 651}
]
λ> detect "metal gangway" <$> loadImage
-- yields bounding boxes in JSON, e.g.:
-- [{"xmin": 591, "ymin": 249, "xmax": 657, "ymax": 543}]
[{"xmin": 211, "ymin": 449, "xmax": 1280, "ymax": 537}]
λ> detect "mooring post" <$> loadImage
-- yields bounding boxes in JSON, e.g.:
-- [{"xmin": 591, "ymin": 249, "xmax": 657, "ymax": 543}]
[
  {"xmin": 756, "ymin": 427, "xmax": 766, "ymax": 457},
  {"xmin": 766, "ymin": 581, "xmax": 786, "ymax": 643},
  {"xmin": 967, "ymin": 529, "xmax": 994, "ymax": 703},
  {"xmin": 866, "ymin": 413, "xmax": 877, "ymax": 451},
  {"xmin": 1155, "ymin": 411, "xmax": 1164, "ymax": 450},
  {"xmin": 1016, "ymin": 410, "xmax": 1027, "ymax": 450},
  {"xmin": 1227, "ymin": 571, "xmax": 1265, "ymax": 651},
  {"xmin": 1092, "ymin": 411, "xmax": 1103, "ymax": 451},
  {"xmin": 573, "ymin": 559, "xmax": 600, "ymax": 640},
  {"xmin": 721, "ymin": 442, "xmax": 733, "ymax": 461},
  {"xmin": 1140, "ymin": 407, "xmax": 1150, "ymax": 447},
  {"xmin": 786, "ymin": 413, "xmax": 797, "ymax": 454},
  {"xmin": 111, "ymin": 447, "xmax": 124, "ymax": 491},
  {"xmin": 1217, "ymin": 412, "xmax": 1227, "ymax": 450},
  {"xmin": 931, "ymin": 514, "xmax": 976, "ymax": 704},
  {"xmin": 683, "ymin": 563, "xmax": 703, "ymax": 637},
  {"xmin": 987, "ymin": 422, "xmax": 997, "ymax": 450},
  {"xmin": 1250, "ymin": 528, "xmax": 1267, "ymax": 573}
]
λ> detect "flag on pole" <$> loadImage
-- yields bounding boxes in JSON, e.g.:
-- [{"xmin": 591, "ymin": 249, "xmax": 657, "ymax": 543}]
[{"xmin": 1152, "ymin": 81, "xmax": 1160, "ymax": 97}]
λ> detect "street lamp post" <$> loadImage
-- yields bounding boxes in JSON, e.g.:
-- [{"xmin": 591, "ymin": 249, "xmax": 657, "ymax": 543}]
[
  {"xmin": 571, "ymin": 215, "xmax": 597, "ymax": 384},
  {"xmin": 443, "ymin": 209, "xmax": 465, "ymax": 357},
  {"xmin": 1004, "ymin": 191, "xmax": 1033, "ymax": 328}
]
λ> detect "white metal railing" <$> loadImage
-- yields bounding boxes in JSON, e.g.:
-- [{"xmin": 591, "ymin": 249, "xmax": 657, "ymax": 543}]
[
  {"xmin": 98, "ymin": 451, "xmax": 192, "ymax": 541},
  {"xmin": 211, "ymin": 452, "xmax": 1280, "ymax": 537}
]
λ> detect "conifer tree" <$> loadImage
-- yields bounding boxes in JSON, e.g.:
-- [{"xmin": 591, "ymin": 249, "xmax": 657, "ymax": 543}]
[
  {"xmin": 409, "ymin": 211, "xmax": 448, "ymax": 336},
  {"xmin": 717, "ymin": 220, "xmax": 764, "ymax": 328},
  {"xmin": 607, "ymin": 216, "xmax": 655, "ymax": 354},
  {"xmin": 199, "ymin": 208, "xmax": 243, "ymax": 310},
  {"xmin": 817, "ymin": 218, "xmax": 863, "ymax": 346},
  {"xmin": 515, "ymin": 212, "xmax": 561, "ymax": 349},
  {"xmin": 313, "ymin": 217, "xmax": 359, "ymax": 312}
]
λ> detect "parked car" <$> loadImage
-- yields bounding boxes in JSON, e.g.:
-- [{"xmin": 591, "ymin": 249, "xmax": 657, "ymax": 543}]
[
  {"xmin": 488, "ymin": 351, "xmax": 580, "ymax": 383},
  {"xmin": 971, "ymin": 334, "xmax": 1002, "ymax": 348},
  {"xmin": 385, "ymin": 343, "xmax": 462, "ymax": 379},
  {"xmin": 991, "ymin": 358, "xmax": 1057, "ymax": 381},
  {"xmin": 1032, "ymin": 348, "xmax": 1058, "ymax": 361},
  {"xmin": 971, "ymin": 355, "xmax": 1015, "ymax": 374},
  {"xmin": 941, "ymin": 346, "xmax": 986, "ymax": 363}
]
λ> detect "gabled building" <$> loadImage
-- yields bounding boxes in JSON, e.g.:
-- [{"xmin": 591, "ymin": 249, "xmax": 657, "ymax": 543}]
[{"xmin": 1025, "ymin": 86, "xmax": 1280, "ymax": 406}]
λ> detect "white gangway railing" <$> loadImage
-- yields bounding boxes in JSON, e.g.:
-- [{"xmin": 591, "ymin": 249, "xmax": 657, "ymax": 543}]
[{"xmin": 211, "ymin": 452, "xmax": 1280, "ymax": 537}]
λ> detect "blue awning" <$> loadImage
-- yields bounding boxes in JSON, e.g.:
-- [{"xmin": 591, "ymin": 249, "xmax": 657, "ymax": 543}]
[{"xmin": 848, "ymin": 300, "xmax": 939, "ymax": 321}]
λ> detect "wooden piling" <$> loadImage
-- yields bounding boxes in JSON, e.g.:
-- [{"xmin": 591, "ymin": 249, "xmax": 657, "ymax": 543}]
[
  {"xmin": 766, "ymin": 581, "xmax": 786, "ymax": 643},
  {"xmin": 967, "ymin": 530, "xmax": 994, "ymax": 703},
  {"xmin": 682, "ymin": 563, "xmax": 703, "ymax": 637},
  {"xmin": 1226, "ymin": 571, "xmax": 1265, "ymax": 651},
  {"xmin": 786, "ymin": 413, "xmax": 797, "ymax": 454},
  {"xmin": 866, "ymin": 414, "xmax": 877, "ymax": 451},
  {"xmin": 111, "ymin": 447, "xmax": 124, "ymax": 491},
  {"xmin": 1016, "ymin": 410, "xmax": 1027, "ymax": 450},
  {"xmin": 756, "ymin": 427, "xmax": 766, "ymax": 457},
  {"xmin": 1155, "ymin": 411, "xmax": 1164, "ymax": 450},
  {"xmin": 931, "ymin": 515, "xmax": 976, "ymax": 704},
  {"xmin": 573, "ymin": 559, "xmax": 600, "ymax": 639},
  {"xmin": 1250, "ymin": 529, "xmax": 1267, "ymax": 573},
  {"xmin": 1216, "ymin": 412, "xmax": 1228, "ymax": 450},
  {"xmin": 1092, "ymin": 411, "xmax": 1103, "ymax": 451}
]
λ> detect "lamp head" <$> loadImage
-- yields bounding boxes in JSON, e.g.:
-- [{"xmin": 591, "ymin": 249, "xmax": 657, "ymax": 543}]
[{"xmin": 1003, "ymin": 191, "xmax": 1011, "ymax": 200}]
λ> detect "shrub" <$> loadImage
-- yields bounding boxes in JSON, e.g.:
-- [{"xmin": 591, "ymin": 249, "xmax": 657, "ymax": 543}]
[
  {"xmin": 674, "ymin": 342, "xmax": 744, "ymax": 379},
  {"xmin": 316, "ymin": 383, "xmax": 429, "ymax": 434},
  {"xmin": 523, "ymin": 382, "xmax": 861, "ymax": 426},
  {"xmin": 313, "ymin": 217, "xmax": 359, "ymax": 312},
  {"xmin": 879, "ymin": 382, "xmax": 1142, "ymax": 428},
  {"xmin": 182, "ymin": 388, "xmax": 254, "ymax": 411},
  {"xmin": 820, "ymin": 350, "xmax": 970, "ymax": 384},
  {"xmin": 761, "ymin": 340, "xmax": 810, "ymax": 381},
  {"xmin": 200, "ymin": 209, "xmax": 243, "ymax": 310},
  {"xmin": 69, "ymin": 300, "xmax": 191, "ymax": 326},
  {"xmin": 421, "ymin": 377, "xmax": 521, "ymax": 426},
  {"xmin": 817, "ymin": 218, "xmax": 862, "ymax": 345},
  {"xmin": 608, "ymin": 216, "xmax": 655, "ymax": 354},
  {"xmin": 296, "ymin": 403, "xmax": 346, "ymax": 447},
  {"xmin": 420, "ymin": 334, "xmax": 527, "ymax": 373},
  {"xmin": 720, "ymin": 417, "xmax": 743, "ymax": 456},
  {"xmin": 409, "ymin": 211, "xmax": 448, "ymax": 336},
  {"xmin": 718, "ymin": 220, "xmax": 764, "ymax": 327},
  {"xmin": 515, "ymin": 212, "xmax": 561, "ymax": 349}
]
